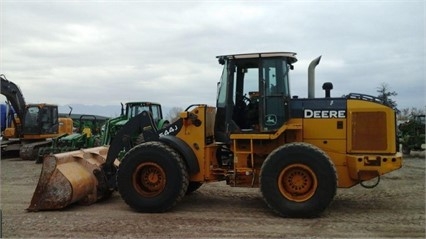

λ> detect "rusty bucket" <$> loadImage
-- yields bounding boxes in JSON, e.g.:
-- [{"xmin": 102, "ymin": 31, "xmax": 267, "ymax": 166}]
[{"xmin": 27, "ymin": 146, "xmax": 110, "ymax": 211}]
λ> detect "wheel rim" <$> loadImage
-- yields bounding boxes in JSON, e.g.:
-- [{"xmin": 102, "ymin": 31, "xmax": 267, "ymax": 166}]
[
  {"xmin": 278, "ymin": 163, "xmax": 318, "ymax": 202},
  {"xmin": 132, "ymin": 162, "xmax": 166, "ymax": 197}
]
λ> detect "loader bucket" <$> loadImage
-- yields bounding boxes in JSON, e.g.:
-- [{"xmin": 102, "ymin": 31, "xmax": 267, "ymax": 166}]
[{"xmin": 27, "ymin": 146, "xmax": 111, "ymax": 211}]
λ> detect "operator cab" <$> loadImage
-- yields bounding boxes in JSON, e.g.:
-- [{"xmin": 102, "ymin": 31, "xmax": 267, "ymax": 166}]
[
  {"xmin": 126, "ymin": 102, "xmax": 163, "ymax": 124},
  {"xmin": 23, "ymin": 104, "xmax": 59, "ymax": 135},
  {"xmin": 215, "ymin": 52, "xmax": 297, "ymax": 142}
]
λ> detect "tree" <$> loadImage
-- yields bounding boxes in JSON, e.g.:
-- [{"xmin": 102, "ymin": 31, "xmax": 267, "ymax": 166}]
[
  {"xmin": 377, "ymin": 82, "xmax": 398, "ymax": 112},
  {"xmin": 166, "ymin": 107, "xmax": 183, "ymax": 122},
  {"xmin": 398, "ymin": 107, "xmax": 426, "ymax": 121}
]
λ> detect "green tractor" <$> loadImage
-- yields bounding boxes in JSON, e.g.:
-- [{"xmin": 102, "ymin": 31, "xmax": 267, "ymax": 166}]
[
  {"xmin": 398, "ymin": 114, "xmax": 425, "ymax": 155},
  {"xmin": 101, "ymin": 101, "xmax": 169, "ymax": 146}
]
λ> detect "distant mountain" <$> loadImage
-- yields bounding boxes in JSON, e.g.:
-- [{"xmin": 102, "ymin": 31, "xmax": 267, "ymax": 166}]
[
  {"xmin": 59, "ymin": 104, "xmax": 122, "ymax": 118},
  {"xmin": 59, "ymin": 104, "xmax": 175, "ymax": 120}
]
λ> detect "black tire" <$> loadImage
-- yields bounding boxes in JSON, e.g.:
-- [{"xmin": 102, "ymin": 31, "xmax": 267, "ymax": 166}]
[
  {"xmin": 186, "ymin": 182, "xmax": 203, "ymax": 195},
  {"xmin": 117, "ymin": 141, "xmax": 189, "ymax": 213},
  {"xmin": 260, "ymin": 142, "xmax": 337, "ymax": 218}
]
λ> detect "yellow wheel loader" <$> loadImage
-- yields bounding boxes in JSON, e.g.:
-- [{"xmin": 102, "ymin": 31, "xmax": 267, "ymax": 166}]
[{"xmin": 28, "ymin": 52, "xmax": 402, "ymax": 217}]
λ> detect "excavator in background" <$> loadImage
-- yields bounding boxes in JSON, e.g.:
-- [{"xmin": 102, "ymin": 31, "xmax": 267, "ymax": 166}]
[
  {"xmin": 0, "ymin": 74, "xmax": 73, "ymax": 160},
  {"xmin": 28, "ymin": 52, "xmax": 402, "ymax": 218}
]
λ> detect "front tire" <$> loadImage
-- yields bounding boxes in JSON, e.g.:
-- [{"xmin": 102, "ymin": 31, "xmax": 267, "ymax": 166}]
[
  {"xmin": 260, "ymin": 142, "xmax": 337, "ymax": 218},
  {"xmin": 117, "ymin": 141, "xmax": 189, "ymax": 213}
]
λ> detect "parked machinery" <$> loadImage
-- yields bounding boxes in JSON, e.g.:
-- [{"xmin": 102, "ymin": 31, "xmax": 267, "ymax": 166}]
[
  {"xmin": 36, "ymin": 115, "xmax": 104, "ymax": 163},
  {"xmin": 36, "ymin": 102, "xmax": 168, "ymax": 162},
  {"xmin": 1, "ymin": 103, "xmax": 14, "ymax": 133},
  {"xmin": 101, "ymin": 101, "xmax": 169, "ymax": 146},
  {"xmin": 0, "ymin": 75, "xmax": 73, "ymax": 159},
  {"xmin": 398, "ymin": 114, "xmax": 425, "ymax": 155},
  {"xmin": 29, "ymin": 52, "xmax": 402, "ymax": 218}
]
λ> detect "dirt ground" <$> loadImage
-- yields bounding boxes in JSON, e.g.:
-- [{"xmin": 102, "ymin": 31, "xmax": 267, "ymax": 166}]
[{"xmin": 1, "ymin": 151, "xmax": 425, "ymax": 238}]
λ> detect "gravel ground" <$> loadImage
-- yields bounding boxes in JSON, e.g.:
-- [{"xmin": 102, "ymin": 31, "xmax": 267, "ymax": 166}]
[{"xmin": 1, "ymin": 151, "xmax": 425, "ymax": 238}]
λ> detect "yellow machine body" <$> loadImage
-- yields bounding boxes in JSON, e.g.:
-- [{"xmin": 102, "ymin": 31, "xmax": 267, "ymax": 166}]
[{"xmin": 170, "ymin": 103, "xmax": 401, "ymax": 188}]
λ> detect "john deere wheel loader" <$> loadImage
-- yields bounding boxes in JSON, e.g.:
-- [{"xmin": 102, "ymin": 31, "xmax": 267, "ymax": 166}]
[{"xmin": 28, "ymin": 52, "xmax": 402, "ymax": 218}]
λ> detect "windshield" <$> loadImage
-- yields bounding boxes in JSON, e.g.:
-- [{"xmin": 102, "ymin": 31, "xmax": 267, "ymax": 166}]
[
  {"xmin": 23, "ymin": 105, "xmax": 58, "ymax": 134},
  {"xmin": 128, "ymin": 104, "xmax": 161, "ymax": 121},
  {"xmin": 24, "ymin": 106, "xmax": 40, "ymax": 128},
  {"xmin": 217, "ymin": 61, "xmax": 228, "ymax": 108}
]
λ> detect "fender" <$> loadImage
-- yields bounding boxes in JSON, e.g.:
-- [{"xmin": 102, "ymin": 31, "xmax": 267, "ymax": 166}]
[
  {"xmin": 159, "ymin": 135, "xmax": 200, "ymax": 175},
  {"xmin": 157, "ymin": 119, "xmax": 170, "ymax": 129}
]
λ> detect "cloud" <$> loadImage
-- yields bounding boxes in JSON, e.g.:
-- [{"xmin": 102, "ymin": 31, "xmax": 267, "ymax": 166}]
[{"xmin": 1, "ymin": 0, "xmax": 424, "ymax": 114}]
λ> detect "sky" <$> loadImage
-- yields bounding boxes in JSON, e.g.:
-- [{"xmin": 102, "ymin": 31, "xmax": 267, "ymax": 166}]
[{"xmin": 0, "ymin": 0, "xmax": 425, "ymax": 117}]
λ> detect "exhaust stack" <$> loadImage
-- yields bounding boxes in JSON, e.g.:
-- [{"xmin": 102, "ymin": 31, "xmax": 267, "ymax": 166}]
[{"xmin": 308, "ymin": 56, "xmax": 322, "ymax": 98}]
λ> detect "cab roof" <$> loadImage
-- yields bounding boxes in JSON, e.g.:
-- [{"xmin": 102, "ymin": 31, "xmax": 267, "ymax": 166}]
[
  {"xmin": 126, "ymin": 102, "xmax": 161, "ymax": 106},
  {"xmin": 216, "ymin": 52, "xmax": 298, "ymax": 63}
]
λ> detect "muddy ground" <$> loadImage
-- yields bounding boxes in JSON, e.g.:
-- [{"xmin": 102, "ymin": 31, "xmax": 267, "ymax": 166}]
[{"xmin": 1, "ymin": 152, "xmax": 425, "ymax": 238}]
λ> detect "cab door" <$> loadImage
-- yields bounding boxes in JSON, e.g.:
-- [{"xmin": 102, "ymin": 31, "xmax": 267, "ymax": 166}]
[{"xmin": 259, "ymin": 58, "xmax": 291, "ymax": 132}]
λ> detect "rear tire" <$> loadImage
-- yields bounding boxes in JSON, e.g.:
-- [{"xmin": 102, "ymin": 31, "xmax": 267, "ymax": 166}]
[
  {"xmin": 117, "ymin": 141, "xmax": 189, "ymax": 213},
  {"xmin": 260, "ymin": 142, "xmax": 337, "ymax": 218}
]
